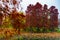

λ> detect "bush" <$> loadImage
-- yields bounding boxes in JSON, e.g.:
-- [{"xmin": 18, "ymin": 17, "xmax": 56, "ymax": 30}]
[
  {"xmin": 24, "ymin": 27, "xmax": 53, "ymax": 33},
  {"xmin": 31, "ymin": 27, "xmax": 40, "ymax": 33},
  {"xmin": 24, "ymin": 27, "xmax": 31, "ymax": 32},
  {"xmin": 55, "ymin": 28, "xmax": 60, "ymax": 33}
]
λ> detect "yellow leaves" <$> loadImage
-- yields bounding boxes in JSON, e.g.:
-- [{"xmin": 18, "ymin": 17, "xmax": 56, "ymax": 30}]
[
  {"xmin": 21, "ymin": 19, "xmax": 25, "ymax": 24},
  {"xmin": 0, "ymin": 28, "xmax": 17, "ymax": 38}
]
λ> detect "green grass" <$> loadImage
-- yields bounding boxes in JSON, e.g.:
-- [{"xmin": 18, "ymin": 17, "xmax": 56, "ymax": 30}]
[{"xmin": 1, "ymin": 36, "xmax": 60, "ymax": 40}]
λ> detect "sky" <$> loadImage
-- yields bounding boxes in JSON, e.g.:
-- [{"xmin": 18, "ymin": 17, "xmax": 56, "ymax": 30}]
[{"xmin": 21, "ymin": 0, "xmax": 60, "ymax": 19}]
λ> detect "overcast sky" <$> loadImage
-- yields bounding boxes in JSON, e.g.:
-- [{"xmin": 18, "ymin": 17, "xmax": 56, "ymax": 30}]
[{"xmin": 21, "ymin": 0, "xmax": 60, "ymax": 19}]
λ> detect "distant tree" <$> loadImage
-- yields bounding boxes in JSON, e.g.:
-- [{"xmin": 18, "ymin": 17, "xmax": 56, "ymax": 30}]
[
  {"xmin": 26, "ymin": 2, "xmax": 43, "ymax": 28},
  {"xmin": 26, "ymin": 2, "xmax": 59, "ymax": 32}
]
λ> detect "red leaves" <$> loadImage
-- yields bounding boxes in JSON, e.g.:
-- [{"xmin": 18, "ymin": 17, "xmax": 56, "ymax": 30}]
[
  {"xmin": 26, "ymin": 2, "xmax": 59, "ymax": 29},
  {"xmin": 10, "ymin": 11, "xmax": 25, "ymax": 29},
  {"xmin": 0, "ymin": 13, "xmax": 3, "ymax": 25}
]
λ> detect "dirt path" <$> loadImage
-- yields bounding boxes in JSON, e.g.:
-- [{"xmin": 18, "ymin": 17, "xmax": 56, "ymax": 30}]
[{"xmin": 20, "ymin": 32, "xmax": 60, "ymax": 38}]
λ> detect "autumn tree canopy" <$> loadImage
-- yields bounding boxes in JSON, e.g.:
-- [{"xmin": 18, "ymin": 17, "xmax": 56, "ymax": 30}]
[
  {"xmin": 26, "ymin": 2, "xmax": 59, "ymax": 29},
  {"xmin": 0, "ymin": 0, "xmax": 22, "ymax": 26},
  {"xmin": 0, "ymin": 0, "xmax": 22, "ymax": 14}
]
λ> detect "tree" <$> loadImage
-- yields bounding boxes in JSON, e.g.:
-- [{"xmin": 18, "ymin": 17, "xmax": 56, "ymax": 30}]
[
  {"xmin": 0, "ymin": 0, "xmax": 22, "ymax": 18},
  {"xmin": 9, "ymin": 11, "xmax": 25, "ymax": 34},
  {"xmin": 0, "ymin": 0, "xmax": 22, "ymax": 25},
  {"xmin": 26, "ymin": 2, "xmax": 43, "ymax": 27},
  {"xmin": 26, "ymin": 2, "xmax": 59, "ymax": 32},
  {"xmin": 0, "ymin": 0, "xmax": 22, "ymax": 34}
]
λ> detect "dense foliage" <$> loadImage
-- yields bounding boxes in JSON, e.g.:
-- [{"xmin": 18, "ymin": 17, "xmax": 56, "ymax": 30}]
[
  {"xmin": 0, "ymin": 1, "xmax": 59, "ymax": 33},
  {"xmin": 0, "ymin": 1, "xmax": 59, "ymax": 40},
  {"xmin": 26, "ymin": 2, "xmax": 59, "ymax": 32}
]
